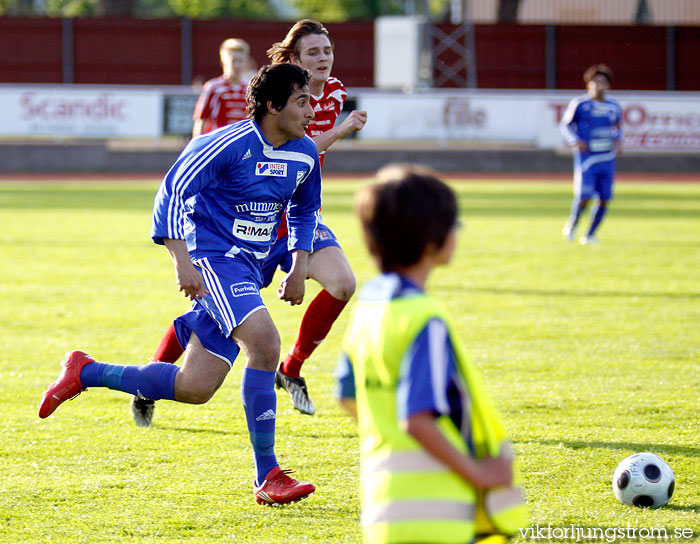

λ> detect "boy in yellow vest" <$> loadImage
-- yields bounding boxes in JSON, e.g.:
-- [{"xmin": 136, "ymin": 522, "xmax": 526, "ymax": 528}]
[{"xmin": 337, "ymin": 165, "xmax": 527, "ymax": 544}]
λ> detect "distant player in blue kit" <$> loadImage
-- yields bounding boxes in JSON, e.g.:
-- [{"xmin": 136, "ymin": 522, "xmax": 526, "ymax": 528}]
[
  {"xmin": 561, "ymin": 64, "xmax": 623, "ymax": 244},
  {"xmin": 38, "ymin": 64, "xmax": 319, "ymax": 506}
]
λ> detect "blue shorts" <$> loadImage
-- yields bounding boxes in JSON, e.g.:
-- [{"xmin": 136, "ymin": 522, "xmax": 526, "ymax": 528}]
[
  {"xmin": 261, "ymin": 222, "xmax": 341, "ymax": 288},
  {"xmin": 173, "ymin": 254, "xmax": 266, "ymax": 367},
  {"xmin": 575, "ymin": 154, "xmax": 616, "ymax": 201},
  {"xmin": 174, "ymin": 303, "xmax": 241, "ymax": 367}
]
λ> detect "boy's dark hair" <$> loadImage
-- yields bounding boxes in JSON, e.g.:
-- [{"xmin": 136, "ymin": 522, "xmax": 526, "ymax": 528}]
[
  {"xmin": 246, "ymin": 64, "xmax": 310, "ymax": 124},
  {"xmin": 267, "ymin": 19, "xmax": 333, "ymax": 64},
  {"xmin": 583, "ymin": 63, "xmax": 613, "ymax": 85},
  {"xmin": 356, "ymin": 164, "xmax": 458, "ymax": 272}
]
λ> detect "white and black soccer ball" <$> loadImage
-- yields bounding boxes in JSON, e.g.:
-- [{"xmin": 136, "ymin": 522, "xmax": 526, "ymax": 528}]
[{"xmin": 612, "ymin": 452, "xmax": 675, "ymax": 508}]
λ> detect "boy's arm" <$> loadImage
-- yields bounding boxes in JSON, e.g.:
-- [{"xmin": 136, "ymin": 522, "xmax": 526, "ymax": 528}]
[
  {"xmin": 404, "ymin": 411, "xmax": 513, "ymax": 489},
  {"xmin": 400, "ymin": 319, "xmax": 512, "ymax": 489}
]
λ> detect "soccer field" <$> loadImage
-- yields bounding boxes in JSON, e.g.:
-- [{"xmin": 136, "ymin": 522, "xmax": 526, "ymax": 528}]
[{"xmin": 1, "ymin": 177, "xmax": 699, "ymax": 544}]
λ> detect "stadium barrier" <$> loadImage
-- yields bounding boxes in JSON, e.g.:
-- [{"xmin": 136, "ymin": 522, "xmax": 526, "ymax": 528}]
[{"xmin": 1, "ymin": 84, "xmax": 699, "ymax": 173}]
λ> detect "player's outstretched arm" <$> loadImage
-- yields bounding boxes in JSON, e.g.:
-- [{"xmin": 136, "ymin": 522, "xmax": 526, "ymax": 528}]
[
  {"xmin": 163, "ymin": 238, "xmax": 208, "ymax": 300},
  {"xmin": 312, "ymin": 109, "xmax": 367, "ymax": 153}
]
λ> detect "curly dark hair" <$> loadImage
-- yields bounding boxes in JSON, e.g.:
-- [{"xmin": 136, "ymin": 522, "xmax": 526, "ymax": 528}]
[{"xmin": 245, "ymin": 64, "xmax": 310, "ymax": 124}]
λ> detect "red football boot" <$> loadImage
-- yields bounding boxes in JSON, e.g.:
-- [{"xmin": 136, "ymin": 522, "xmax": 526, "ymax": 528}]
[
  {"xmin": 253, "ymin": 466, "xmax": 315, "ymax": 505},
  {"xmin": 38, "ymin": 350, "xmax": 94, "ymax": 418}
]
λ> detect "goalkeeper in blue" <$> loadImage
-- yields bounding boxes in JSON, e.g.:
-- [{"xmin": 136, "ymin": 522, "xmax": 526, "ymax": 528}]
[
  {"xmin": 39, "ymin": 63, "xmax": 319, "ymax": 506},
  {"xmin": 560, "ymin": 63, "xmax": 623, "ymax": 245}
]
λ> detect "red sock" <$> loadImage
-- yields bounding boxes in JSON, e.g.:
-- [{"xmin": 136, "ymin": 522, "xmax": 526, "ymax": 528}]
[
  {"xmin": 282, "ymin": 290, "xmax": 348, "ymax": 378},
  {"xmin": 152, "ymin": 322, "xmax": 184, "ymax": 363}
]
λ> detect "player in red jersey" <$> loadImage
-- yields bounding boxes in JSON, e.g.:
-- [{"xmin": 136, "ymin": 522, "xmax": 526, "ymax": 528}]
[
  {"xmin": 130, "ymin": 20, "xmax": 366, "ymax": 425},
  {"xmin": 192, "ymin": 38, "xmax": 251, "ymax": 137},
  {"xmin": 265, "ymin": 19, "xmax": 367, "ymax": 415},
  {"xmin": 268, "ymin": 20, "xmax": 367, "ymax": 167}
]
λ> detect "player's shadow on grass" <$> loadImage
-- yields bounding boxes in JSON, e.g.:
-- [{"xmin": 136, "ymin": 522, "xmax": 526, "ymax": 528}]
[
  {"xmin": 663, "ymin": 503, "xmax": 700, "ymax": 513},
  {"xmin": 532, "ymin": 437, "xmax": 700, "ymax": 457},
  {"xmin": 157, "ymin": 425, "xmax": 238, "ymax": 436},
  {"xmin": 465, "ymin": 286, "xmax": 700, "ymax": 300}
]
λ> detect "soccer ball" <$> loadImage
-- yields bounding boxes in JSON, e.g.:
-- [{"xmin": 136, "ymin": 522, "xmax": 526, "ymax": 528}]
[{"xmin": 612, "ymin": 452, "xmax": 675, "ymax": 508}]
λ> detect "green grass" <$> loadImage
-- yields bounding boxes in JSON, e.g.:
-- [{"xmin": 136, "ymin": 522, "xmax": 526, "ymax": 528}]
[{"xmin": 1, "ymin": 178, "xmax": 699, "ymax": 543}]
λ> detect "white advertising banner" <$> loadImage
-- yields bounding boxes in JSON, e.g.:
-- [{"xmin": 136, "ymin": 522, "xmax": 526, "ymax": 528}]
[
  {"xmin": 359, "ymin": 91, "xmax": 541, "ymax": 142},
  {"xmin": 537, "ymin": 93, "xmax": 700, "ymax": 152},
  {"xmin": 1, "ymin": 85, "xmax": 698, "ymax": 153},
  {"xmin": 0, "ymin": 86, "xmax": 162, "ymax": 139},
  {"xmin": 356, "ymin": 90, "xmax": 700, "ymax": 153}
]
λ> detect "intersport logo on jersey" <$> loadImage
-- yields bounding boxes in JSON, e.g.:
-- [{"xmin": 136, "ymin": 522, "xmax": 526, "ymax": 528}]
[
  {"xmin": 255, "ymin": 162, "xmax": 287, "ymax": 177},
  {"xmin": 233, "ymin": 218, "xmax": 275, "ymax": 242}
]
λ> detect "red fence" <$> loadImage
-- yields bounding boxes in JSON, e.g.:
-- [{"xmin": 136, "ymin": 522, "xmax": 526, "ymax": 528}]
[
  {"xmin": 0, "ymin": 17, "xmax": 375, "ymax": 87},
  {"xmin": 73, "ymin": 18, "xmax": 182, "ymax": 84},
  {"xmin": 470, "ymin": 25, "xmax": 548, "ymax": 89},
  {"xmin": 1, "ymin": 16, "xmax": 699, "ymax": 90},
  {"xmin": 434, "ymin": 23, "xmax": 700, "ymax": 90},
  {"xmin": 1, "ymin": 18, "xmax": 64, "ymax": 83}
]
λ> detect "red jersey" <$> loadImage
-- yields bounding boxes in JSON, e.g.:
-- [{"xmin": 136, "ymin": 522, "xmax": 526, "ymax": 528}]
[
  {"xmin": 276, "ymin": 77, "xmax": 346, "ymax": 238},
  {"xmin": 193, "ymin": 76, "xmax": 247, "ymax": 134},
  {"xmin": 308, "ymin": 76, "xmax": 347, "ymax": 168}
]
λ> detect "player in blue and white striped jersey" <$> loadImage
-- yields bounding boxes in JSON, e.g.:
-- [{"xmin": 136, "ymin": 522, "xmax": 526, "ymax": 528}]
[
  {"xmin": 39, "ymin": 64, "xmax": 319, "ymax": 506},
  {"xmin": 151, "ymin": 116, "xmax": 320, "ymax": 265},
  {"xmin": 560, "ymin": 64, "xmax": 623, "ymax": 245}
]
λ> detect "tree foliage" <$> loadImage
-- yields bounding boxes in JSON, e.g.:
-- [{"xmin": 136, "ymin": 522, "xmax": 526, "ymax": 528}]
[
  {"xmin": 166, "ymin": 0, "xmax": 273, "ymax": 19},
  {"xmin": 0, "ymin": 0, "xmax": 518, "ymax": 20},
  {"xmin": 289, "ymin": 0, "xmax": 403, "ymax": 21},
  {"xmin": 0, "ymin": 0, "xmax": 275, "ymax": 18}
]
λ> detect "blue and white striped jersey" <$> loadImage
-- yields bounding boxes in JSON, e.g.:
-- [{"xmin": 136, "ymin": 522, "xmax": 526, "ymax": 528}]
[
  {"xmin": 151, "ymin": 119, "xmax": 321, "ymax": 260},
  {"xmin": 560, "ymin": 94, "xmax": 623, "ymax": 159}
]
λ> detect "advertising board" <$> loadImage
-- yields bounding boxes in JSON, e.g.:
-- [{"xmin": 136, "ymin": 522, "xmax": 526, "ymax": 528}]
[
  {"xmin": 538, "ymin": 94, "xmax": 700, "ymax": 152},
  {"xmin": 1, "ymin": 85, "xmax": 698, "ymax": 154},
  {"xmin": 0, "ymin": 86, "xmax": 162, "ymax": 139},
  {"xmin": 356, "ymin": 89, "xmax": 700, "ymax": 153}
]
